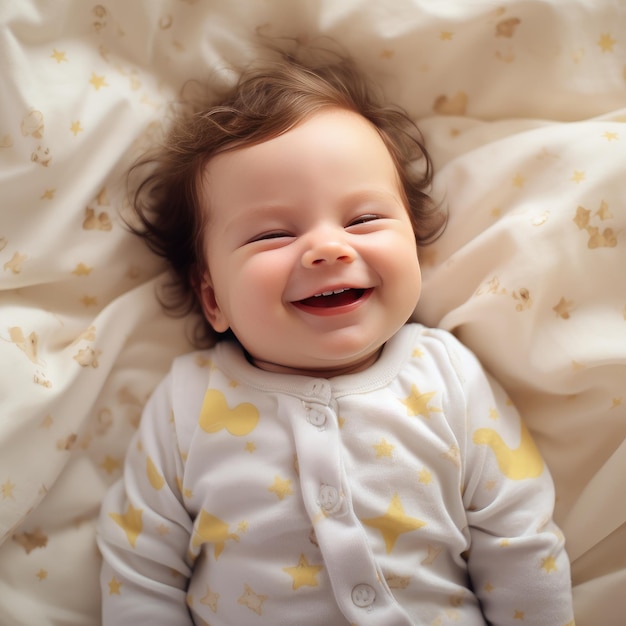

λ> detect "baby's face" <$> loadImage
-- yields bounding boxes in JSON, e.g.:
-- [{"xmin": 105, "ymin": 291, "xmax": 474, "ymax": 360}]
[{"xmin": 198, "ymin": 108, "xmax": 422, "ymax": 376}]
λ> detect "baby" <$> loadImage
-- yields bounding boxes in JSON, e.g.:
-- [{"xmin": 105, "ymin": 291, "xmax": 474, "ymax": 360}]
[{"xmin": 97, "ymin": 49, "xmax": 575, "ymax": 625}]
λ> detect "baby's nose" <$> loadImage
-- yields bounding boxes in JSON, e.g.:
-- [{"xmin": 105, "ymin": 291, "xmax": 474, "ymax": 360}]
[{"xmin": 301, "ymin": 239, "xmax": 356, "ymax": 267}]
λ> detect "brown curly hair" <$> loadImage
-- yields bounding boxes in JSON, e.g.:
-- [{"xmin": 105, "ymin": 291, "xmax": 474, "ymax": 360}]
[{"xmin": 127, "ymin": 48, "xmax": 446, "ymax": 348}]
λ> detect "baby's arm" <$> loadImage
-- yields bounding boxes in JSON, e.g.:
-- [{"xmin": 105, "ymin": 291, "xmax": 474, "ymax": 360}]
[
  {"xmin": 448, "ymin": 337, "xmax": 575, "ymax": 626},
  {"xmin": 96, "ymin": 372, "xmax": 194, "ymax": 624}
]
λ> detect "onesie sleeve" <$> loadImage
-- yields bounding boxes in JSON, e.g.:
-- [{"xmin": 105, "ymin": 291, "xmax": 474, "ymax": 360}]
[
  {"xmin": 442, "ymin": 333, "xmax": 575, "ymax": 626},
  {"xmin": 96, "ymin": 371, "xmax": 194, "ymax": 624}
]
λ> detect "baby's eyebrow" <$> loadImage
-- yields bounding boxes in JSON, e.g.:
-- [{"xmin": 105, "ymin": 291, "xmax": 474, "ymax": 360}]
[
  {"xmin": 221, "ymin": 204, "xmax": 296, "ymax": 236},
  {"xmin": 341, "ymin": 189, "xmax": 402, "ymax": 207},
  {"xmin": 230, "ymin": 204, "xmax": 295, "ymax": 222},
  {"xmin": 223, "ymin": 188, "xmax": 403, "ymax": 232}
]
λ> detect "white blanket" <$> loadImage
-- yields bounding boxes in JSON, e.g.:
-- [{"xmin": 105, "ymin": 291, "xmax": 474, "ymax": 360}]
[{"xmin": 1, "ymin": 1, "xmax": 625, "ymax": 623}]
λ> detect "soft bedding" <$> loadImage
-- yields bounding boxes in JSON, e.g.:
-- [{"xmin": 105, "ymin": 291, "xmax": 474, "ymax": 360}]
[{"xmin": 1, "ymin": 1, "xmax": 625, "ymax": 624}]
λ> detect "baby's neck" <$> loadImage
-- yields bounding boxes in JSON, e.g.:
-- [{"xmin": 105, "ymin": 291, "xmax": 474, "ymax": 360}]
[{"xmin": 248, "ymin": 347, "xmax": 383, "ymax": 378}]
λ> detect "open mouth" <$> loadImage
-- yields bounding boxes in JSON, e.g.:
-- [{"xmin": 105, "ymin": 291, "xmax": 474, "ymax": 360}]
[{"xmin": 294, "ymin": 287, "xmax": 372, "ymax": 310}]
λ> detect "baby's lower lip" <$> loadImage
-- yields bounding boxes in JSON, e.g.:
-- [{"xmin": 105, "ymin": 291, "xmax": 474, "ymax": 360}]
[{"xmin": 292, "ymin": 288, "xmax": 372, "ymax": 315}]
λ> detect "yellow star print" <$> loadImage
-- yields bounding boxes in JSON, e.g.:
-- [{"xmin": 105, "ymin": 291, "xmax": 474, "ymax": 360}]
[
  {"xmin": 109, "ymin": 504, "xmax": 143, "ymax": 548},
  {"xmin": 418, "ymin": 468, "xmax": 432, "ymax": 485},
  {"xmin": 441, "ymin": 445, "xmax": 461, "ymax": 468},
  {"xmin": 401, "ymin": 385, "xmax": 440, "ymax": 419},
  {"xmin": 283, "ymin": 553, "xmax": 324, "ymax": 589},
  {"xmin": 237, "ymin": 584, "xmax": 267, "ymax": 615},
  {"xmin": 89, "ymin": 73, "xmax": 108, "ymax": 90},
  {"xmin": 268, "ymin": 475, "xmax": 293, "ymax": 500},
  {"xmin": 51, "ymin": 49, "xmax": 67, "ymax": 63},
  {"xmin": 72, "ymin": 263, "xmax": 93, "ymax": 276},
  {"xmin": 108, "ymin": 576, "xmax": 122, "ymax": 595},
  {"xmin": 373, "ymin": 438, "xmax": 394, "ymax": 458},
  {"xmin": 192, "ymin": 509, "xmax": 240, "ymax": 559},
  {"xmin": 100, "ymin": 456, "xmax": 121, "ymax": 474},
  {"xmin": 4, "ymin": 252, "xmax": 27, "ymax": 274},
  {"xmin": 552, "ymin": 297, "xmax": 573, "ymax": 319},
  {"xmin": 2, "ymin": 480, "xmax": 16, "ymax": 500},
  {"xmin": 512, "ymin": 173, "xmax": 525, "ymax": 188},
  {"xmin": 200, "ymin": 586, "xmax": 219, "ymax": 611},
  {"xmin": 597, "ymin": 33, "xmax": 616, "ymax": 52},
  {"xmin": 70, "ymin": 121, "xmax": 83, "ymax": 136},
  {"xmin": 146, "ymin": 456, "xmax": 165, "ymax": 490},
  {"xmin": 156, "ymin": 524, "xmax": 169, "ymax": 536},
  {"xmin": 80, "ymin": 294, "xmax": 98, "ymax": 307},
  {"xmin": 195, "ymin": 355, "xmax": 213, "ymax": 368},
  {"xmin": 363, "ymin": 492, "xmax": 426, "ymax": 553},
  {"xmin": 541, "ymin": 555, "xmax": 558, "ymax": 573}
]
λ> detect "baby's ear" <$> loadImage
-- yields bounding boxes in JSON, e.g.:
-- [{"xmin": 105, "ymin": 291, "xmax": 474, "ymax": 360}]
[{"xmin": 192, "ymin": 269, "xmax": 230, "ymax": 333}]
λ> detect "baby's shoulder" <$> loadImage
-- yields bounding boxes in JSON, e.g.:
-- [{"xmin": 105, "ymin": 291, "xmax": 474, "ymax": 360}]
[
  {"xmin": 167, "ymin": 348, "xmax": 221, "ymax": 402},
  {"xmin": 171, "ymin": 348, "xmax": 218, "ymax": 374},
  {"xmin": 401, "ymin": 323, "xmax": 487, "ymax": 389},
  {"xmin": 404, "ymin": 322, "xmax": 474, "ymax": 360}
]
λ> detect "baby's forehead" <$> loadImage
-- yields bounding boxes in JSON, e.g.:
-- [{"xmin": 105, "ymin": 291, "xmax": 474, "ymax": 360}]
[
  {"xmin": 205, "ymin": 108, "xmax": 387, "ymax": 164},
  {"xmin": 202, "ymin": 109, "xmax": 394, "ymax": 179}
]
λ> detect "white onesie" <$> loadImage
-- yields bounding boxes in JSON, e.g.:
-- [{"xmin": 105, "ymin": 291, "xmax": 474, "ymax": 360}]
[{"xmin": 97, "ymin": 323, "xmax": 574, "ymax": 625}]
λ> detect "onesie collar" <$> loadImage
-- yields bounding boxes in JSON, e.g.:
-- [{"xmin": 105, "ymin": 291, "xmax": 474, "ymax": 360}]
[{"xmin": 214, "ymin": 323, "xmax": 424, "ymax": 399}]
